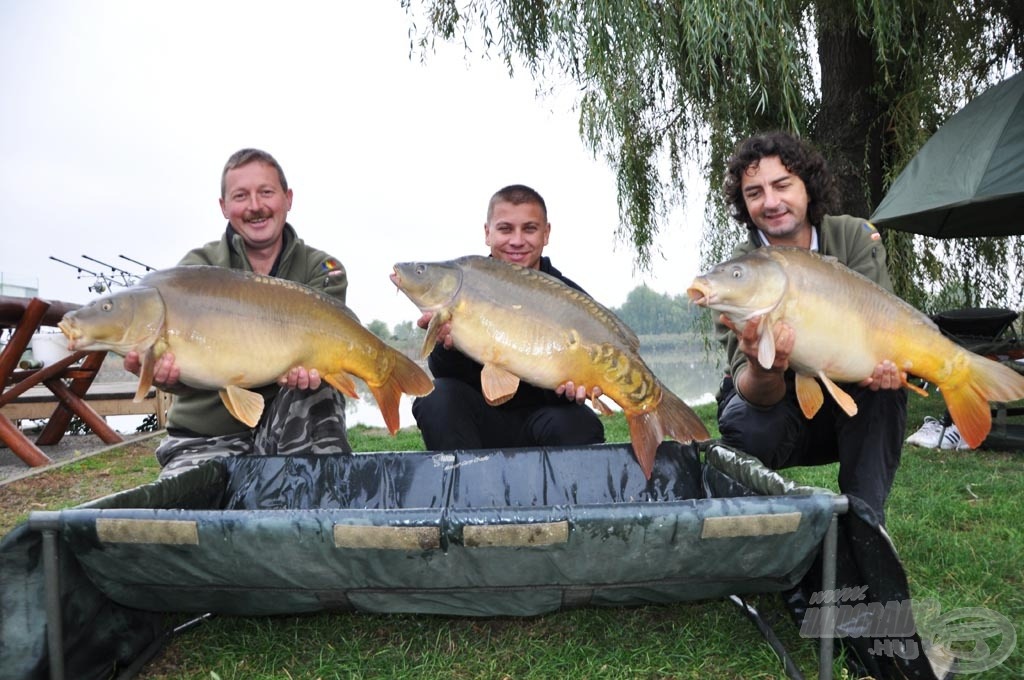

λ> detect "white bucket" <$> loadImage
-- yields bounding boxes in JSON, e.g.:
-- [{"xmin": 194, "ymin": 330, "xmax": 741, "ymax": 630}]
[{"xmin": 31, "ymin": 332, "xmax": 74, "ymax": 366}]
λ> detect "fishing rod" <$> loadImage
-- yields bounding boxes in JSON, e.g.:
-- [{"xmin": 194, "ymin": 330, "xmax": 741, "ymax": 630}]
[
  {"xmin": 49, "ymin": 256, "xmax": 116, "ymax": 293},
  {"xmin": 49, "ymin": 256, "xmax": 99, "ymax": 278},
  {"xmin": 119, "ymin": 254, "xmax": 157, "ymax": 272}
]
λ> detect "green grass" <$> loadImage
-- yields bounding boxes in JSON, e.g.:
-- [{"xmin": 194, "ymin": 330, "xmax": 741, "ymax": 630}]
[{"xmin": 3, "ymin": 396, "xmax": 1022, "ymax": 679}]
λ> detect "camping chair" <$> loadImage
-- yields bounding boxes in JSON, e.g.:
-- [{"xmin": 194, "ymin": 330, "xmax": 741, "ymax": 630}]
[{"xmin": 929, "ymin": 307, "xmax": 1024, "ymax": 448}]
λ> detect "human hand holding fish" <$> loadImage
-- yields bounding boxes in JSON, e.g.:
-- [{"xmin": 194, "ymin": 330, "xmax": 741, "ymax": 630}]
[
  {"xmin": 858, "ymin": 361, "xmax": 905, "ymax": 392},
  {"xmin": 62, "ymin": 266, "xmax": 434, "ymax": 435},
  {"xmin": 719, "ymin": 313, "xmax": 792, "ymax": 407},
  {"xmin": 124, "ymin": 350, "xmax": 181, "ymax": 390},
  {"xmin": 688, "ymin": 246, "xmax": 1024, "ymax": 448},
  {"xmin": 556, "ymin": 381, "xmax": 604, "ymax": 406},
  {"xmin": 277, "ymin": 366, "xmax": 322, "ymax": 391},
  {"xmin": 391, "ymin": 255, "xmax": 710, "ymax": 478},
  {"xmin": 416, "ymin": 311, "xmax": 454, "ymax": 349}
]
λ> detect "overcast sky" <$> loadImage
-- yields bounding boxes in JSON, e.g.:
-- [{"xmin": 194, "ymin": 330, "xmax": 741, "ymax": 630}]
[{"xmin": 1, "ymin": 1, "xmax": 704, "ymax": 329}]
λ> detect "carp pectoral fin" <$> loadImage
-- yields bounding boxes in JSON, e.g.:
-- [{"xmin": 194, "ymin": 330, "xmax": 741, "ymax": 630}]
[
  {"xmin": 422, "ymin": 310, "xmax": 452, "ymax": 359},
  {"xmin": 756, "ymin": 321, "xmax": 776, "ymax": 370},
  {"xmin": 481, "ymin": 364, "xmax": 520, "ymax": 406},
  {"xmin": 324, "ymin": 373, "xmax": 360, "ymax": 399},
  {"xmin": 134, "ymin": 350, "xmax": 156, "ymax": 402},
  {"xmin": 818, "ymin": 372, "xmax": 858, "ymax": 417},
  {"xmin": 220, "ymin": 386, "xmax": 265, "ymax": 428},
  {"xmin": 795, "ymin": 373, "xmax": 825, "ymax": 418}
]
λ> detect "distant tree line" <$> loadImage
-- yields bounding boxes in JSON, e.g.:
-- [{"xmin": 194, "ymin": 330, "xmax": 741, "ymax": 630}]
[{"xmin": 612, "ymin": 285, "xmax": 706, "ymax": 336}]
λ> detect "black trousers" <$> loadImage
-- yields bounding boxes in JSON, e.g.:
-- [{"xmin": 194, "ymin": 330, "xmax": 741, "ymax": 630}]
[
  {"xmin": 412, "ymin": 377, "xmax": 605, "ymax": 450},
  {"xmin": 718, "ymin": 380, "xmax": 907, "ymax": 524}
]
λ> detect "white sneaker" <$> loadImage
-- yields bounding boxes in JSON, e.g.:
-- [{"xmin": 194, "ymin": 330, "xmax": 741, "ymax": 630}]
[
  {"xmin": 939, "ymin": 424, "xmax": 973, "ymax": 450},
  {"xmin": 905, "ymin": 416, "xmax": 944, "ymax": 447}
]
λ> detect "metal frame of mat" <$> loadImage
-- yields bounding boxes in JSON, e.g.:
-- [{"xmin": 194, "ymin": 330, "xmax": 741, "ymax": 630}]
[{"xmin": 7, "ymin": 442, "xmax": 941, "ymax": 680}]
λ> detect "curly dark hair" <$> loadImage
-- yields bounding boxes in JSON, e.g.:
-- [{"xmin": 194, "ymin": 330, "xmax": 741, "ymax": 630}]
[{"xmin": 722, "ymin": 131, "xmax": 839, "ymax": 230}]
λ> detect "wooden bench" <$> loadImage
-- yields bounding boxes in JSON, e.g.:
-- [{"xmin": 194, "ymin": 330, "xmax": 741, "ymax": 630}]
[{"xmin": 1, "ymin": 381, "xmax": 171, "ymax": 427}]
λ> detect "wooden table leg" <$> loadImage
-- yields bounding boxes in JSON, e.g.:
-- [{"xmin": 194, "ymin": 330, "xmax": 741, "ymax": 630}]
[
  {"xmin": 42, "ymin": 378, "xmax": 123, "ymax": 445},
  {"xmin": 0, "ymin": 413, "xmax": 52, "ymax": 467}
]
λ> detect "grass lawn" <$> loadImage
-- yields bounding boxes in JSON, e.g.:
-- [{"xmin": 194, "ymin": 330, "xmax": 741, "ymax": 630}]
[{"xmin": 1, "ymin": 392, "xmax": 1021, "ymax": 679}]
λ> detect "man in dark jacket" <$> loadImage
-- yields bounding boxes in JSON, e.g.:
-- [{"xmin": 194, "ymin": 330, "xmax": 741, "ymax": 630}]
[
  {"xmin": 124, "ymin": 148, "xmax": 351, "ymax": 476},
  {"xmin": 715, "ymin": 131, "xmax": 907, "ymax": 524},
  {"xmin": 411, "ymin": 184, "xmax": 606, "ymax": 450}
]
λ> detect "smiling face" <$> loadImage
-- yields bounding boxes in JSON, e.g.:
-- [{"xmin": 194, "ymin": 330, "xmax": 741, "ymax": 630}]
[
  {"xmin": 219, "ymin": 161, "xmax": 293, "ymax": 254},
  {"xmin": 740, "ymin": 155, "xmax": 813, "ymax": 247},
  {"xmin": 483, "ymin": 199, "xmax": 550, "ymax": 269}
]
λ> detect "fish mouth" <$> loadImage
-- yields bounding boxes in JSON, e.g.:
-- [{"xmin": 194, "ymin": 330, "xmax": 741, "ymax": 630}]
[
  {"xmin": 389, "ymin": 269, "xmax": 401, "ymax": 288},
  {"xmin": 56, "ymin": 320, "xmax": 81, "ymax": 350},
  {"xmin": 686, "ymin": 280, "xmax": 712, "ymax": 306}
]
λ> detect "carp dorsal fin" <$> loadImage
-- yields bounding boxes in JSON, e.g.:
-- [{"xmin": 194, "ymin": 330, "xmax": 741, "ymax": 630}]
[
  {"xmin": 817, "ymin": 372, "xmax": 858, "ymax": 417},
  {"xmin": 481, "ymin": 364, "xmax": 520, "ymax": 405},
  {"xmin": 324, "ymin": 373, "xmax": 360, "ymax": 399},
  {"xmin": 421, "ymin": 309, "xmax": 452, "ymax": 358},
  {"xmin": 795, "ymin": 373, "xmax": 825, "ymax": 419},
  {"xmin": 756, "ymin": 317, "xmax": 776, "ymax": 369},
  {"xmin": 134, "ymin": 349, "xmax": 156, "ymax": 402},
  {"xmin": 220, "ymin": 386, "xmax": 265, "ymax": 428}
]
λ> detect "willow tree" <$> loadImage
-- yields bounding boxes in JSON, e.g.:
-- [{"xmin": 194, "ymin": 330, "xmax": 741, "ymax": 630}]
[{"xmin": 404, "ymin": 0, "xmax": 1023, "ymax": 310}]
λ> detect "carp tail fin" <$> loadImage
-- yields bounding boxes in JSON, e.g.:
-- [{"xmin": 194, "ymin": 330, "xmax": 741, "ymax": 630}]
[
  {"xmin": 942, "ymin": 353, "xmax": 1024, "ymax": 448},
  {"xmin": 627, "ymin": 389, "xmax": 711, "ymax": 479},
  {"xmin": 390, "ymin": 352, "xmax": 434, "ymax": 397},
  {"xmin": 367, "ymin": 353, "xmax": 435, "ymax": 436}
]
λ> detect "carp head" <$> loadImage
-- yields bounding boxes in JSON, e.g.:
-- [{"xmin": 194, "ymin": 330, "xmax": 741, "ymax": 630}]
[
  {"xmin": 391, "ymin": 260, "xmax": 465, "ymax": 358},
  {"xmin": 686, "ymin": 249, "xmax": 788, "ymax": 324},
  {"xmin": 390, "ymin": 260, "xmax": 464, "ymax": 312},
  {"xmin": 58, "ymin": 285, "xmax": 166, "ymax": 356}
]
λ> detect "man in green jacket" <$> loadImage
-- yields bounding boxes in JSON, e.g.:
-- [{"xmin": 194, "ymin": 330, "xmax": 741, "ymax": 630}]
[
  {"xmin": 715, "ymin": 131, "xmax": 908, "ymax": 524},
  {"xmin": 124, "ymin": 148, "xmax": 351, "ymax": 476}
]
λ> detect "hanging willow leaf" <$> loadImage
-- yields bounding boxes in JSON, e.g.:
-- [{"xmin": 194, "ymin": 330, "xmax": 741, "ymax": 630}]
[{"xmin": 404, "ymin": 0, "xmax": 1024, "ymax": 311}]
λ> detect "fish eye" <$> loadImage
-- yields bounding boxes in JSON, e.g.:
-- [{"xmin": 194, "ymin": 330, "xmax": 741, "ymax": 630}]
[
  {"xmin": 415, "ymin": 264, "xmax": 426, "ymax": 275},
  {"xmin": 731, "ymin": 266, "xmax": 743, "ymax": 279},
  {"xmin": 101, "ymin": 302, "xmax": 113, "ymax": 312}
]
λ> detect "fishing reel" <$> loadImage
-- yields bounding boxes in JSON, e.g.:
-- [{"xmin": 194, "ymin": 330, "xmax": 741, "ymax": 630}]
[{"xmin": 50, "ymin": 254, "xmax": 156, "ymax": 295}]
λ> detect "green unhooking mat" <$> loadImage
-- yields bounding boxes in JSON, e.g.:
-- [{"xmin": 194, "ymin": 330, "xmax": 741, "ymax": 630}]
[{"xmin": 0, "ymin": 441, "xmax": 947, "ymax": 679}]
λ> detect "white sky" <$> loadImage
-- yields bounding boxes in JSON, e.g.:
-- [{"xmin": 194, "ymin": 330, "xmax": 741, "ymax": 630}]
[{"xmin": 1, "ymin": 1, "xmax": 704, "ymax": 329}]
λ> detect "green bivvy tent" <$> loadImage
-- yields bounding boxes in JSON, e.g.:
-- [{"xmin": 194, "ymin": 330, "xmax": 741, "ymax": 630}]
[
  {"xmin": 1, "ymin": 442, "xmax": 954, "ymax": 679},
  {"xmin": 871, "ymin": 69, "xmax": 1024, "ymax": 238}
]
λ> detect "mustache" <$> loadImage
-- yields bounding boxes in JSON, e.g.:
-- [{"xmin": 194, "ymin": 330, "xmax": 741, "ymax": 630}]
[{"xmin": 243, "ymin": 210, "xmax": 273, "ymax": 222}]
